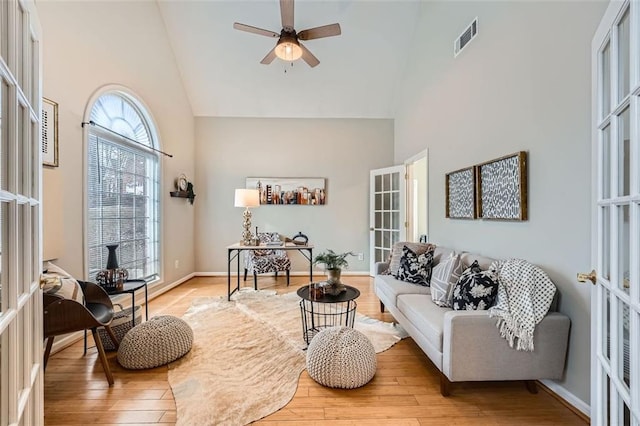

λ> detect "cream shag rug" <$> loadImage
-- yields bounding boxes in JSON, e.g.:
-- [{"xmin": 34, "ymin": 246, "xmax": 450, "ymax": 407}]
[{"xmin": 167, "ymin": 289, "xmax": 407, "ymax": 425}]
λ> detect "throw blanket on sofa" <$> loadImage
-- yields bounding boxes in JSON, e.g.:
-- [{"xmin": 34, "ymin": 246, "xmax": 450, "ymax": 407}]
[{"xmin": 489, "ymin": 259, "xmax": 556, "ymax": 352}]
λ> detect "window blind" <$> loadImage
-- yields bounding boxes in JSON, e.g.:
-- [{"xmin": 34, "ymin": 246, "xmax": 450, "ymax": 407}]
[{"xmin": 87, "ymin": 131, "xmax": 159, "ymax": 281}]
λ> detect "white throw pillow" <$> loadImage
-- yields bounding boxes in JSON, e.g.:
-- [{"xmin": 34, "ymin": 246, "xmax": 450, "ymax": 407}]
[
  {"xmin": 430, "ymin": 252, "xmax": 463, "ymax": 307},
  {"xmin": 42, "ymin": 262, "xmax": 83, "ymax": 304}
]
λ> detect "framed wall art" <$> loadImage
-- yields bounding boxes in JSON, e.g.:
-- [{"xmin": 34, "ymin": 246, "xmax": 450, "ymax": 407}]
[
  {"xmin": 476, "ymin": 151, "xmax": 528, "ymax": 221},
  {"xmin": 445, "ymin": 166, "xmax": 477, "ymax": 219},
  {"xmin": 42, "ymin": 98, "xmax": 59, "ymax": 167},
  {"xmin": 246, "ymin": 177, "xmax": 326, "ymax": 205}
]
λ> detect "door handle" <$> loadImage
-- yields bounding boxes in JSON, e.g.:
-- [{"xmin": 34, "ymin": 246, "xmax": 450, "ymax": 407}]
[
  {"xmin": 369, "ymin": 228, "xmax": 374, "ymax": 231},
  {"xmin": 577, "ymin": 269, "xmax": 597, "ymax": 285}
]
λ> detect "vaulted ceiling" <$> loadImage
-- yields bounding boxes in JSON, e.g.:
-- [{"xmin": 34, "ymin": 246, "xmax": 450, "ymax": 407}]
[{"xmin": 157, "ymin": 0, "xmax": 423, "ymax": 119}]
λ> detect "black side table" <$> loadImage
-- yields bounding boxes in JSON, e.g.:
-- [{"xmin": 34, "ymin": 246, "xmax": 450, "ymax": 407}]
[
  {"xmin": 297, "ymin": 284, "xmax": 360, "ymax": 345},
  {"xmin": 103, "ymin": 280, "xmax": 149, "ymax": 328},
  {"xmin": 84, "ymin": 279, "xmax": 149, "ymax": 354}
]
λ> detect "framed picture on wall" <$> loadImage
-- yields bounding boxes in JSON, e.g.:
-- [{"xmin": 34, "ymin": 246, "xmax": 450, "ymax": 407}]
[
  {"xmin": 246, "ymin": 177, "xmax": 326, "ymax": 205},
  {"xmin": 42, "ymin": 98, "xmax": 59, "ymax": 167},
  {"xmin": 445, "ymin": 166, "xmax": 477, "ymax": 219},
  {"xmin": 476, "ymin": 151, "xmax": 528, "ymax": 221}
]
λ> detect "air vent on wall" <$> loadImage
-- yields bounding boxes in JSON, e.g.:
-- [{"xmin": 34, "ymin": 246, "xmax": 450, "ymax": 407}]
[{"xmin": 454, "ymin": 17, "xmax": 478, "ymax": 57}]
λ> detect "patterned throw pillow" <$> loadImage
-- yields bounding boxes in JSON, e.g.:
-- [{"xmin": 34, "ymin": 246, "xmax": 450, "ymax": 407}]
[
  {"xmin": 387, "ymin": 242, "xmax": 436, "ymax": 276},
  {"xmin": 42, "ymin": 262, "xmax": 83, "ymax": 304},
  {"xmin": 430, "ymin": 252, "xmax": 463, "ymax": 307},
  {"xmin": 393, "ymin": 245, "xmax": 434, "ymax": 286},
  {"xmin": 451, "ymin": 260, "xmax": 498, "ymax": 310}
]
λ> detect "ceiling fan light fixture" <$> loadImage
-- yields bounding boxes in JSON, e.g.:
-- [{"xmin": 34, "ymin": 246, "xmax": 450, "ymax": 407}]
[{"xmin": 275, "ymin": 37, "xmax": 302, "ymax": 62}]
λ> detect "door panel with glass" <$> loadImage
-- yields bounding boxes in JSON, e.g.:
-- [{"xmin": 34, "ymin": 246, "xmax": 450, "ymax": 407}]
[
  {"xmin": 0, "ymin": 0, "xmax": 43, "ymax": 424},
  {"xmin": 589, "ymin": 1, "xmax": 639, "ymax": 424},
  {"xmin": 369, "ymin": 166, "xmax": 406, "ymax": 275}
]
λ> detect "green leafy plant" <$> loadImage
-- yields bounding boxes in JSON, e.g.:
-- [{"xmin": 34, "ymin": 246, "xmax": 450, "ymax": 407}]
[{"xmin": 313, "ymin": 249, "xmax": 355, "ymax": 270}]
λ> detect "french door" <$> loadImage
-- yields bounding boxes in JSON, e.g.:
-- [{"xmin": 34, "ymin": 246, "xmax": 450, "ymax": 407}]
[
  {"xmin": 0, "ymin": 0, "xmax": 43, "ymax": 424},
  {"xmin": 369, "ymin": 166, "xmax": 406, "ymax": 275},
  {"xmin": 590, "ymin": 0, "xmax": 639, "ymax": 424}
]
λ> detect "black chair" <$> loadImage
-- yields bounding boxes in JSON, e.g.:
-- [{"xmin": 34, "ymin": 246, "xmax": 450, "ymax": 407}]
[{"xmin": 43, "ymin": 280, "xmax": 119, "ymax": 385}]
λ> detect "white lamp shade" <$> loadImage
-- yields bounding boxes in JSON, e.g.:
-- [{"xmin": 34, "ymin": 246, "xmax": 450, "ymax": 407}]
[{"xmin": 234, "ymin": 189, "xmax": 260, "ymax": 208}]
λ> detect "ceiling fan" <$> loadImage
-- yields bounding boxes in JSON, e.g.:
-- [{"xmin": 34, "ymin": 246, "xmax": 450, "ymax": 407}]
[{"xmin": 233, "ymin": 0, "xmax": 341, "ymax": 68}]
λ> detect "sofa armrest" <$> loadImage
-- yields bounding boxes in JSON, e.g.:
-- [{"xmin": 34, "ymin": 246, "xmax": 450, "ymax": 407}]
[
  {"xmin": 374, "ymin": 261, "xmax": 389, "ymax": 275},
  {"xmin": 442, "ymin": 310, "xmax": 570, "ymax": 382}
]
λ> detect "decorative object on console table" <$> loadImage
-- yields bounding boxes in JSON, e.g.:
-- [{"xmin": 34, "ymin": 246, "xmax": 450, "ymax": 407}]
[
  {"xmin": 476, "ymin": 151, "xmax": 528, "ymax": 221},
  {"xmin": 287, "ymin": 231, "xmax": 308, "ymax": 245},
  {"xmin": 95, "ymin": 244, "xmax": 129, "ymax": 290},
  {"xmin": 42, "ymin": 98, "xmax": 59, "ymax": 167},
  {"xmin": 234, "ymin": 189, "xmax": 260, "ymax": 245},
  {"xmin": 313, "ymin": 249, "xmax": 355, "ymax": 295},
  {"xmin": 246, "ymin": 177, "xmax": 326, "ymax": 205},
  {"xmin": 170, "ymin": 173, "xmax": 196, "ymax": 204},
  {"xmin": 445, "ymin": 166, "xmax": 477, "ymax": 219}
]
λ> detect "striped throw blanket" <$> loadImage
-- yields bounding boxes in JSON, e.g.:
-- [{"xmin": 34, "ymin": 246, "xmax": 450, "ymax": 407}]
[{"xmin": 489, "ymin": 259, "xmax": 557, "ymax": 351}]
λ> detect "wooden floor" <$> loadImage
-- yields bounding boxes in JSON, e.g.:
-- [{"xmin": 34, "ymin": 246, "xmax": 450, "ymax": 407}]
[{"xmin": 44, "ymin": 276, "xmax": 586, "ymax": 425}]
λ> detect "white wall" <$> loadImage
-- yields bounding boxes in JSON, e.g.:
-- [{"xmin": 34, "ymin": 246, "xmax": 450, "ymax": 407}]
[
  {"xmin": 393, "ymin": 0, "xmax": 607, "ymax": 408},
  {"xmin": 194, "ymin": 117, "xmax": 394, "ymax": 274},
  {"xmin": 38, "ymin": 1, "xmax": 195, "ymax": 284}
]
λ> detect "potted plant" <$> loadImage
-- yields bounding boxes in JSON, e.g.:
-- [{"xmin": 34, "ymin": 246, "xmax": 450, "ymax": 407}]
[{"xmin": 313, "ymin": 249, "xmax": 355, "ymax": 292}]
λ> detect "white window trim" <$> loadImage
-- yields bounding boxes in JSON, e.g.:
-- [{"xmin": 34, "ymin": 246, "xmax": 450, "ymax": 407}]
[{"xmin": 82, "ymin": 85, "xmax": 163, "ymax": 284}]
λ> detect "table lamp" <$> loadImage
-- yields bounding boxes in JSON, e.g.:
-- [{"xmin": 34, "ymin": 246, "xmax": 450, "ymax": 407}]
[{"xmin": 234, "ymin": 189, "xmax": 260, "ymax": 245}]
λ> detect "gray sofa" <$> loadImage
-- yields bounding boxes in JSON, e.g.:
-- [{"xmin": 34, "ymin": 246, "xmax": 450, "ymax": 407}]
[{"xmin": 375, "ymin": 246, "xmax": 571, "ymax": 396}]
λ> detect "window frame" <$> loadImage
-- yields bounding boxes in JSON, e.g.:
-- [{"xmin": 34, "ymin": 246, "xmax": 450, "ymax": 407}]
[{"xmin": 83, "ymin": 87, "xmax": 162, "ymax": 284}]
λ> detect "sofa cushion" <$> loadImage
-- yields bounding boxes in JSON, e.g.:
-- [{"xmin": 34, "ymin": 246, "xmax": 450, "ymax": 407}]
[
  {"xmin": 397, "ymin": 294, "xmax": 449, "ymax": 352},
  {"xmin": 432, "ymin": 247, "xmax": 457, "ymax": 267},
  {"xmin": 394, "ymin": 245, "xmax": 434, "ymax": 286},
  {"xmin": 387, "ymin": 242, "xmax": 435, "ymax": 275},
  {"xmin": 460, "ymin": 253, "xmax": 497, "ymax": 270},
  {"xmin": 430, "ymin": 252, "xmax": 463, "ymax": 307},
  {"xmin": 375, "ymin": 274, "xmax": 431, "ymax": 306},
  {"xmin": 452, "ymin": 260, "xmax": 499, "ymax": 311}
]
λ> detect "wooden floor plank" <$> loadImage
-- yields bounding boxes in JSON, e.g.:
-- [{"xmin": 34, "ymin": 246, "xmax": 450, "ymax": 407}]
[{"xmin": 44, "ymin": 276, "xmax": 587, "ymax": 425}]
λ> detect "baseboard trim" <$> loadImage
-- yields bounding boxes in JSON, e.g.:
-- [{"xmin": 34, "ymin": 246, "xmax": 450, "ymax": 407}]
[
  {"xmin": 48, "ymin": 272, "xmax": 196, "ymax": 356},
  {"xmin": 195, "ymin": 271, "xmax": 370, "ymax": 277},
  {"xmin": 538, "ymin": 379, "xmax": 590, "ymax": 423}
]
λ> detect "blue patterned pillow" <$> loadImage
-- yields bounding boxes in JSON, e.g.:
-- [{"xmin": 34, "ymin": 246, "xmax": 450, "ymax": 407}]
[
  {"xmin": 393, "ymin": 245, "xmax": 434, "ymax": 286},
  {"xmin": 451, "ymin": 260, "xmax": 498, "ymax": 310}
]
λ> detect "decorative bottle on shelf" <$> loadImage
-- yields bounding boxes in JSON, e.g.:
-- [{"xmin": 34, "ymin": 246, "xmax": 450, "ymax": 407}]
[{"xmin": 95, "ymin": 244, "xmax": 129, "ymax": 289}]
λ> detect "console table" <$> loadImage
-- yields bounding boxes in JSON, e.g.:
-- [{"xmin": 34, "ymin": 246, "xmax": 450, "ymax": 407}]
[
  {"xmin": 297, "ymin": 284, "xmax": 360, "ymax": 345},
  {"xmin": 227, "ymin": 243, "xmax": 314, "ymax": 300}
]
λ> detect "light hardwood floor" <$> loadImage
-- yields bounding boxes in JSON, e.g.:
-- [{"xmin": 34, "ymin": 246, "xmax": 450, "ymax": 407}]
[{"xmin": 44, "ymin": 276, "xmax": 586, "ymax": 425}]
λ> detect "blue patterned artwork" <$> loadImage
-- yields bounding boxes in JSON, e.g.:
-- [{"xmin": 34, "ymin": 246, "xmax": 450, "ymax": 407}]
[
  {"xmin": 446, "ymin": 167, "xmax": 476, "ymax": 219},
  {"xmin": 477, "ymin": 152, "xmax": 528, "ymax": 221}
]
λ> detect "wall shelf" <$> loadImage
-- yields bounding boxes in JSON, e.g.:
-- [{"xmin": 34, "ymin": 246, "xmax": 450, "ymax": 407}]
[{"xmin": 170, "ymin": 191, "xmax": 190, "ymax": 198}]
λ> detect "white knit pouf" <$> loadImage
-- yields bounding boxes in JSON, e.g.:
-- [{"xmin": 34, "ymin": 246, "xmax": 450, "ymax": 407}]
[
  {"xmin": 117, "ymin": 315, "xmax": 193, "ymax": 370},
  {"xmin": 306, "ymin": 326, "xmax": 376, "ymax": 389}
]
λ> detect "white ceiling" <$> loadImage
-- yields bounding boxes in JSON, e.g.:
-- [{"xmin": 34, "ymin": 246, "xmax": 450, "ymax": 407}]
[{"xmin": 157, "ymin": 0, "xmax": 422, "ymax": 118}]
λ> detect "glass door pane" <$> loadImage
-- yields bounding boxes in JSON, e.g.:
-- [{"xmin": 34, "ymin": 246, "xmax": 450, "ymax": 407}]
[
  {"xmin": 602, "ymin": 125, "xmax": 611, "ymax": 199},
  {"xmin": 601, "ymin": 40, "xmax": 611, "ymax": 119},
  {"xmin": 617, "ymin": 9, "xmax": 630, "ymax": 101}
]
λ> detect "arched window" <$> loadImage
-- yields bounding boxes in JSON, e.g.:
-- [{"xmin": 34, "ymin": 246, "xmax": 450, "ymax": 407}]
[{"xmin": 86, "ymin": 92, "xmax": 160, "ymax": 282}]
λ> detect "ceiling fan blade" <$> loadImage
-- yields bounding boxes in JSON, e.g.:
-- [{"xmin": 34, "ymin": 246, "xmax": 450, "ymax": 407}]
[
  {"xmin": 298, "ymin": 23, "xmax": 341, "ymax": 41},
  {"xmin": 260, "ymin": 47, "xmax": 278, "ymax": 65},
  {"xmin": 299, "ymin": 43, "xmax": 320, "ymax": 68},
  {"xmin": 233, "ymin": 22, "xmax": 279, "ymax": 38},
  {"xmin": 280, "ymin": 0, "xmax": 294, "ymax": 30}
]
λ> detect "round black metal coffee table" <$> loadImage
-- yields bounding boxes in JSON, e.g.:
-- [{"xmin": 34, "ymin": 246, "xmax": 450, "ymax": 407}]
[{"xmin": 297, "ymin": 284, "xmax": 360, "ymax": 345}]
